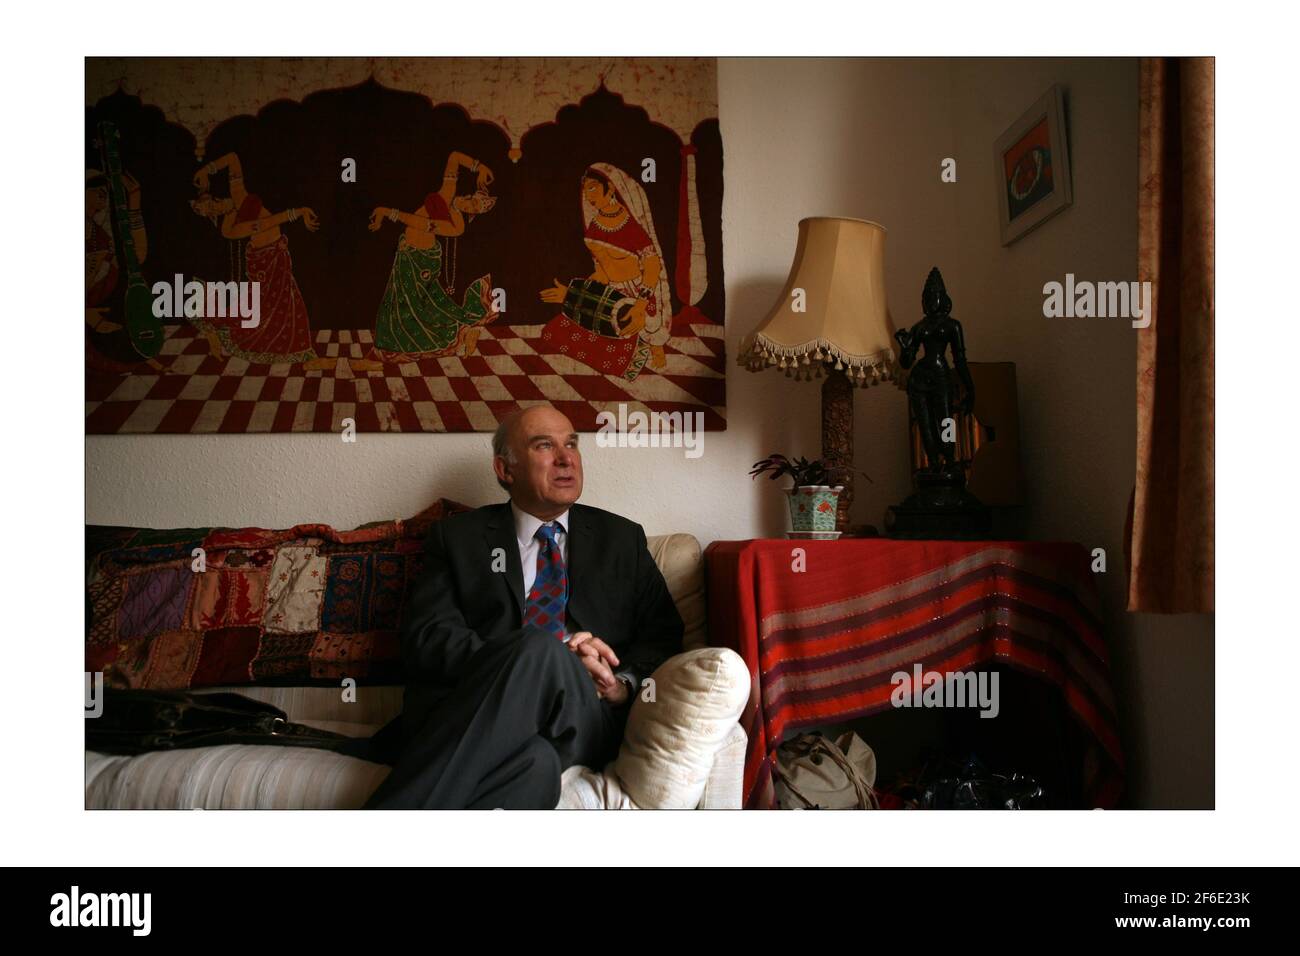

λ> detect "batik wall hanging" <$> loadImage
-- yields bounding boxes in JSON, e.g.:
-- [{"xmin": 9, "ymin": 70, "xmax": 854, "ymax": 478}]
[{"xmin": 85, "ymin": 57, "xmax": 725, "ymax": 433}]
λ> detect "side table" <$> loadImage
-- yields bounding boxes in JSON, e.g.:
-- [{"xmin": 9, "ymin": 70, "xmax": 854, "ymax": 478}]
[{"xmin": 704, "ymin": 538, "xmax": 1124, "ymax": 809}]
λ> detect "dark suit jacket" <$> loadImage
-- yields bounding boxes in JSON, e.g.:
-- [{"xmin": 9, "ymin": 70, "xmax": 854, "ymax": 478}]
[{"xmin": 395, "ymin": 501, "xmax": 684, "ymax": 739}]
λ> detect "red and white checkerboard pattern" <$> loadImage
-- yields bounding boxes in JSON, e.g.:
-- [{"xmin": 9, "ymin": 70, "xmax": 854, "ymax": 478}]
[{"xmin": 87, "ymin": 322, "xmax": 726, "ymax": 433}]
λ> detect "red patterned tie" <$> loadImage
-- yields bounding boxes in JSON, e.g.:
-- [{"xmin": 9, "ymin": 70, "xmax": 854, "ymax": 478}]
[{"xmin": 524, "ymin": 523, "xmax": 568, "ymax": 640}]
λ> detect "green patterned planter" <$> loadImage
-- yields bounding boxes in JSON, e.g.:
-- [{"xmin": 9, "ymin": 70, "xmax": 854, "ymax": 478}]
[{"xmin": 788, "ymin": 485, "xmax": 843, "ymax": 533}]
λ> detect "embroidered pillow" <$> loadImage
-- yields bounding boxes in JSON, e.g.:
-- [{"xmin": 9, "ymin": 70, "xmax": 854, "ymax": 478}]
[{"xmin": 86, "ymin": 498, "xmax": 470, "ymax": 689}]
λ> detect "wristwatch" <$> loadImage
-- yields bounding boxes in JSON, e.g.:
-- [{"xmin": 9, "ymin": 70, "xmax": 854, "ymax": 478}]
[{"xmin": 615, "ymin": 672, "xmax": 637, "ymax": 704}]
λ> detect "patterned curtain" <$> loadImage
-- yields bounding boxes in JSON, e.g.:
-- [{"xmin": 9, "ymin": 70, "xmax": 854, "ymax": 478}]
[{"xmin": 1127, "ymin": 57, "xmax": 1215, "ymax": 613}]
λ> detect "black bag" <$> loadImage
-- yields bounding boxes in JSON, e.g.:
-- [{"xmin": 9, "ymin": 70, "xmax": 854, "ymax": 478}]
[
  {"xmin": 86, "ymin": 688, "xmax": 360, "ymax": 756},
  {"xmin": 893, "ymin": 753, "xmax": 1048, "ymax": 809}
]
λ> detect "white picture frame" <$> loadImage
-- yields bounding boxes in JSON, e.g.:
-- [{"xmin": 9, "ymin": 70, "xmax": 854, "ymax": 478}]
[{"xmin": 994, "ymin": 84, "xmax": 1073, "ymax": 246}]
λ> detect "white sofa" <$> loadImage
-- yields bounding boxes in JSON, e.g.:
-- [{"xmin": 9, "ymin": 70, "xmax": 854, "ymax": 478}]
[{"xmin": 85, "ymin": 533, "xmax": 750, "ymax": 809}]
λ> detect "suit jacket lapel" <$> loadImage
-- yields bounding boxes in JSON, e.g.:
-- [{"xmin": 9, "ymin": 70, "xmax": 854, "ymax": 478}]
[
  {"xmin": 485, "ymin": 503, "xmax": 525, "ymax": 620},
  {"xmin": 565, "ymin": 505, "xmax": 594, "ymax": 628}
]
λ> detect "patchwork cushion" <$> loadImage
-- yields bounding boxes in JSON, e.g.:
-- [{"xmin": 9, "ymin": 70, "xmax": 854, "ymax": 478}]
[{"xmin": 85, "ymin": 499, "xmax": 469, "ymax": 689}]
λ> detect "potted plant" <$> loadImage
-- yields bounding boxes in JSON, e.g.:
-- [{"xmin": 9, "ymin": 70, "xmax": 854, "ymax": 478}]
[{"xmin": 749, "ymin": 453, "xmax": 859, "ymax": 536}]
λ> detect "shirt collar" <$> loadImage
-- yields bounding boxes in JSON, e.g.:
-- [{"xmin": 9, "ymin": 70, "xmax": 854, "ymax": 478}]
[{"xmin": 511, "ymin": 501, "xmax": 569, "ymax": 547}]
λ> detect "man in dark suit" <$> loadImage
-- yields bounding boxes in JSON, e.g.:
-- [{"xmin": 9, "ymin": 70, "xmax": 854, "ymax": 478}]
[{"xmin": 361, "ymin": 405, "xmax": 684, "ymax": 809}]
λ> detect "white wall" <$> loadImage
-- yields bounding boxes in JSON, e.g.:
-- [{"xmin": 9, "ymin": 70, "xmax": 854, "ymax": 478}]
[{"xmin": 85, "ymin": 57, "xmax": 1212, "ymax": 807}]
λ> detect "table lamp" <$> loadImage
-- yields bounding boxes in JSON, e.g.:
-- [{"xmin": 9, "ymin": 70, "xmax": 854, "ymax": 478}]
[{"xmin": 738, "ymin": 217, "xmax": 896, "ymax": 532}]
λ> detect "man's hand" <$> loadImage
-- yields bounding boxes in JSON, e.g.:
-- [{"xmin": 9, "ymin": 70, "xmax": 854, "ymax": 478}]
[{"xmin": 568, "ymin": 631, "xmax": 627, "ymax": 703}]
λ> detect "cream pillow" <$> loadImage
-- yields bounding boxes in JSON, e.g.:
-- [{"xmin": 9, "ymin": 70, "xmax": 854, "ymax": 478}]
[{"xmin": 610, "ymin": 646, "xmax": 750, "ymax": 809}]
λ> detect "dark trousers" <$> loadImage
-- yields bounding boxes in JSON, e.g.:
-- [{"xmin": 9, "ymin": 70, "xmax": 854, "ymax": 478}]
[{"xmin": 361, "ymin": 629, "xmax": 627, "ymax": 809}]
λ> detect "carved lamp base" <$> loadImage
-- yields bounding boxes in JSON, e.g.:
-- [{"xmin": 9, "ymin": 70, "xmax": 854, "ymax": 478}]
[{"xmin": 821, "ymin": 369, "xmax": 855, "ymax": 533}]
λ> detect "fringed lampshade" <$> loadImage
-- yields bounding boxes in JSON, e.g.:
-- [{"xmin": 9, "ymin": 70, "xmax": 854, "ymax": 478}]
[{"xmin": 738, "ymin": 217, "xmax": 896, "ymax": 531}]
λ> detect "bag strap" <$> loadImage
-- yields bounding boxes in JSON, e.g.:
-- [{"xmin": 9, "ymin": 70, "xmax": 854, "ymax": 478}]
[
  {"xmin": 775, "ymin": 734, "xmax": 880, "ymax": 810},
  {"xmin": 819, "ymin": 736, "xmax": 879, "ymax": 809}
]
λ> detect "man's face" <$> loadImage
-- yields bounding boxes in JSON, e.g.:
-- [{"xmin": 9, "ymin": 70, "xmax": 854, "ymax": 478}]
[{"xmin": 496, "ymin": 407, "xmax": 583, "ymax": 517}]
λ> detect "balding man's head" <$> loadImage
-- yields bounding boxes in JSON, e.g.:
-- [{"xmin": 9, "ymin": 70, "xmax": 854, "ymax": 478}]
[
  {"xmin": 490, "ymin": 410, "xmax": 523, "ymax": 488},
  {"xmin": 492, "ymin": 406, "xmax": 583, "ymax": 519}
]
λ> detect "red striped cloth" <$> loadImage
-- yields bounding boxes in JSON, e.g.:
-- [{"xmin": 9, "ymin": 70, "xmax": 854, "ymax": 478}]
[{"xmin": 705, "ymin": 539, "xmax": 1124, "ymax": 809}]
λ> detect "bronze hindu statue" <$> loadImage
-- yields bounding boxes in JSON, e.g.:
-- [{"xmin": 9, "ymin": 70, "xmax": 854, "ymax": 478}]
[
  {"xmin": 895, "ymin": 268, "xmax": 976, "ymax": 475},
  {"xmin": 887, "ymin": 268, "xmax": 990, "ymax": 538}
]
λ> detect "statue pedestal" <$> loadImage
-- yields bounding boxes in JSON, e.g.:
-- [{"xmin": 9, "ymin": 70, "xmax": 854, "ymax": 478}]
[{"xmin": 886, "ymin": 470, "xmax": 992, "ymax": 540}]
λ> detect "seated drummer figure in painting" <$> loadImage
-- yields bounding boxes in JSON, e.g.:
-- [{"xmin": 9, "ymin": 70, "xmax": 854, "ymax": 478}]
[{"xmin": 538, "ymin": 163, "xmax": 672, "ymax": 372}]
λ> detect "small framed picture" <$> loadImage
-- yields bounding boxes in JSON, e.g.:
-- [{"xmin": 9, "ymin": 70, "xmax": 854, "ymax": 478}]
[{"xmin": 994, "ymin": 84, "xmax": 1073, "ymax": 245}]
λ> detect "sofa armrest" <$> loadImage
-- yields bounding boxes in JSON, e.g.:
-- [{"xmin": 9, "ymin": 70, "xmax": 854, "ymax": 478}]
[{"xmin": 697, "ymin": 722, "xmax": 747, "ymax": 809}]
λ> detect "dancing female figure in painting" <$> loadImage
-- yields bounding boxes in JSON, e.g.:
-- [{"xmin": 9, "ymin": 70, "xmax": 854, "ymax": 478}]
[
  {"xmin": 368, "ymin": 151, "xmax": 499, "ymax": 361},
  {"xmin": 190, "ymin": 152, "xmax": 334, "ymax": 370},
  {"xmin": 538, "ymin": 163, "xmax": 672, "ymax": 372}
]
